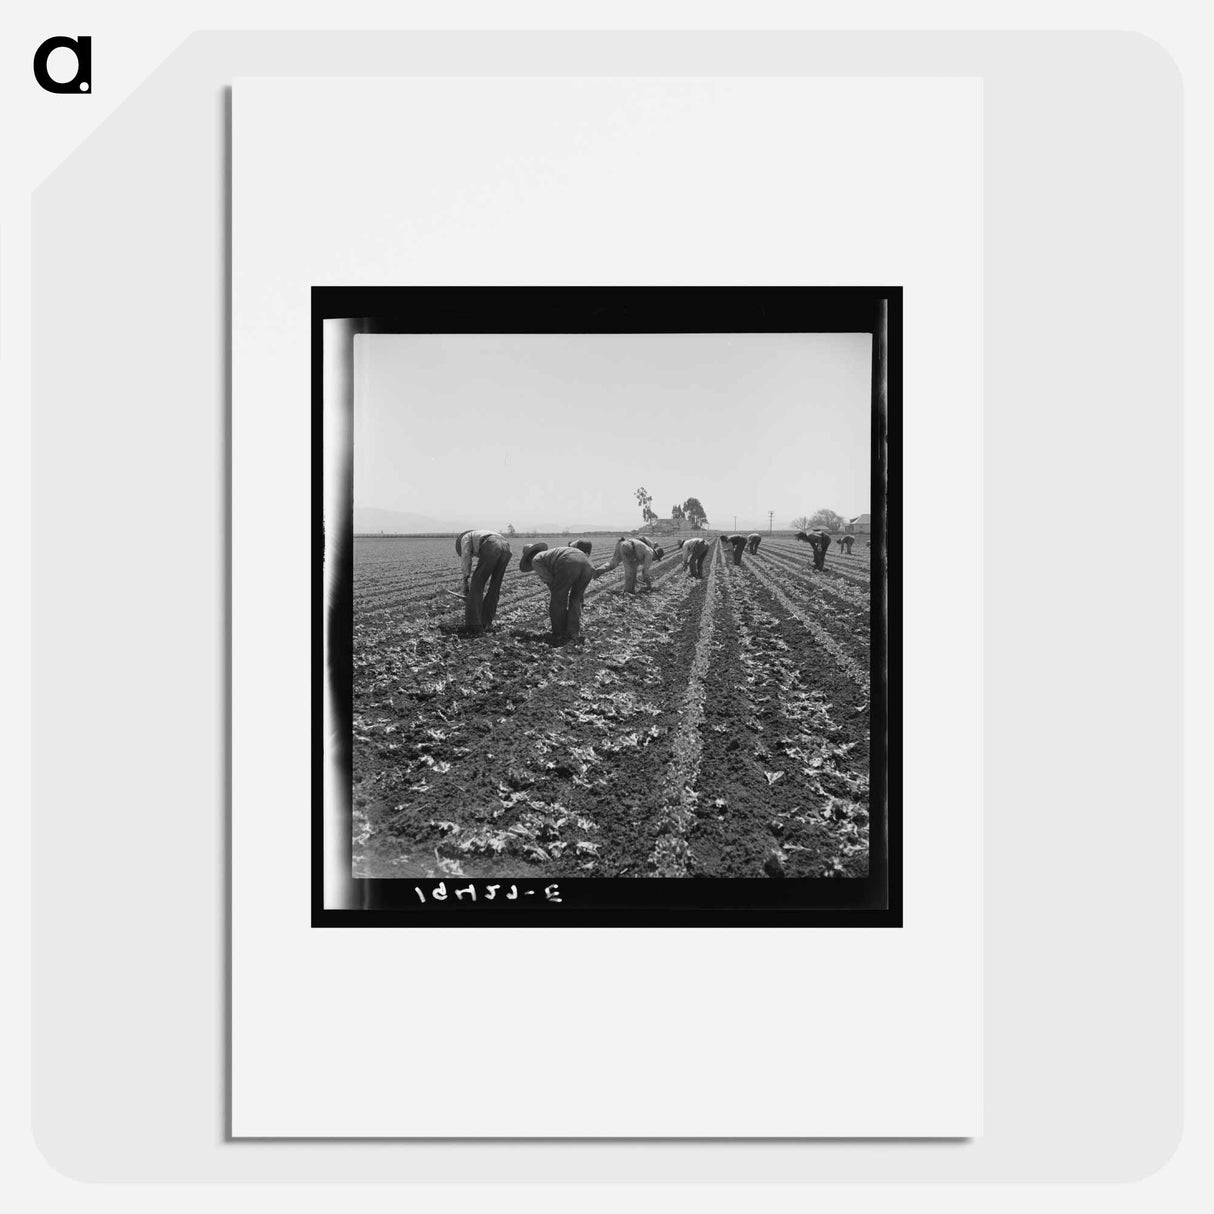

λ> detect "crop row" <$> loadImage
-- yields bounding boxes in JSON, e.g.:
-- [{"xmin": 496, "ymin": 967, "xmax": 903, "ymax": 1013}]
[
  {"xmin": 353, "ymin": 552, "xmax": 704, "ymax": 876},
  {"xmin": 351, "ymin": 537, "xmax": 875, "ymax": 879},
  {"xmin": 742, "ymin": 559, "xmax": 871, "ymax": 698},
  {"xmin": 694, "ymin": 556, "xmax": 870, "ymax": 877},
  {"xmin": 753, "ymin": 545, "xmax": 872, "ymax": 612}
]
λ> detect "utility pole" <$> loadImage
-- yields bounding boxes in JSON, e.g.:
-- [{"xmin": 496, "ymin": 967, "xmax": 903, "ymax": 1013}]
[
  {"xmin": 767, "ymin": 510, "xmax": 774, "ymax": 534},
  {"xmin": 733, "ymin": 514, "xmax": 737, "ymax": 532}
]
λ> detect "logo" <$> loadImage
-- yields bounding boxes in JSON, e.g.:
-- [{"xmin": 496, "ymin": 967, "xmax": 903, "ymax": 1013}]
[{"xmin": 33, "ymin": 35, "xmax": 91, "ymax": 93}]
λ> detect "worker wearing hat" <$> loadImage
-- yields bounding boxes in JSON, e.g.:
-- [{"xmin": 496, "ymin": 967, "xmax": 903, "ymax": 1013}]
[
  {"xmin": 801, "ymin": 529, "xmax": 831, "ymax": 571},
  {"xmin": 519, "ymin": 542, "xmax": 601, "ymax": 642},
  {"xmin": 456, "ymin": 529, "xmax": 512, "ymax": 632},
  {"xmin": 600, "ymin": 535, "xmax": 661, "ymax": 593}
]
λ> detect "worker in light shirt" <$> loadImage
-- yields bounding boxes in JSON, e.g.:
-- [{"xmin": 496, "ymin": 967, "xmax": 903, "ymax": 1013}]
[
  {"xmin": 455, "ymin": 529, "xmax": 512, "ymax": 632},
  {"xmin": 682, "ymin": 536, "xmax": 711, "ymax": 579},
  {"xmin": 746, "ymin": 532, "xmax": 762, "ymax": 554},
  {"xmin": 519, "ymin": 542, "xmax": 601, "ymax": 642},
  {"xmin": 600, "ymin": 535, "xmax": 661, "ymax": 593},
  {"xmin": 636, "ymin": 535, "xmax": 666, "ymax": 560}
]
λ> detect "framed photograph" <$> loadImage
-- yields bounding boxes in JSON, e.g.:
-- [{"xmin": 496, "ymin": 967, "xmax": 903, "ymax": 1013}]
[
  {"xmin": 316, "ymin": 286, "xmax": 900, "ymax": 926},
  {"xmin": 234, "ymin": 73, "xmax": 978, "ymax": 1138}
]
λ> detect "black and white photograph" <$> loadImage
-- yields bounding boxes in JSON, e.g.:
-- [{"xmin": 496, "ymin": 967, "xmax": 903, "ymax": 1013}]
[{"xmin": 316, "ymin": 287, "xmax": 899, "ymax": 925}]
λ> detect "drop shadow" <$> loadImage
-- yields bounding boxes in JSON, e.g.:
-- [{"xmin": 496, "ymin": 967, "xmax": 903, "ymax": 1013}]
[{"xmin": 221, "ymin": 83, "xmax": 233, "ymax": 1141}]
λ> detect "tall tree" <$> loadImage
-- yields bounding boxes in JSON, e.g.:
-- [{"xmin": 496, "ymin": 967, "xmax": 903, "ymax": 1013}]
[
  {"xmin": 671, "ymin": 503, "xmax": 685, "ymax": 523},
  {"xmin": 682, "ymin": 497, "xmax": 709, "ymax": 530},
  {"xmin": 635, "ymin": 486, "xmax": 656, "ymax": 525},
  {"xmin": 809, "ymin": 508, "xmax": 847, "ymax": 533},
  {"xmin": 790, "ymin": 516, "xmax": 813, "ymax": 532}
]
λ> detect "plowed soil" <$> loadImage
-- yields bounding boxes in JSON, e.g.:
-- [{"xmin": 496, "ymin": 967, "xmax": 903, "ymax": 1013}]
[{"xmin": 351, "ymin": 534, "xmax": 873, "ymax": 880}]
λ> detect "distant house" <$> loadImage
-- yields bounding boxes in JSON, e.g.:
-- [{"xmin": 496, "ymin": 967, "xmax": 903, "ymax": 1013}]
[
  {"xmin": 844, "ymin": 513, "xmax": 872, "ymax": 535},
  {"xmin": 644, "ymin": 517, "xmax": 685, "ymax": 536}
]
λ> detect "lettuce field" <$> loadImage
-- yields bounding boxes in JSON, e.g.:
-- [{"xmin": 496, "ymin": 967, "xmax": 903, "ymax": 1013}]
[{"xmin": 350, "ymin": 534, "xmax": 873, "ymax": 880}]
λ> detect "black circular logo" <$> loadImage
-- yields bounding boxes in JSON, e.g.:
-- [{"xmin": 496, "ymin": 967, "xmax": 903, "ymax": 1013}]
[{"xmin": 33, "ymin": 36, "xmax": 91, "ymax": 94}]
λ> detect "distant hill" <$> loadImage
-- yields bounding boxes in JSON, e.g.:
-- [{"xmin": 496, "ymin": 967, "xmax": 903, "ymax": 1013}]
[{"xmin": 353, "ymin": 508, "xmax": 469, "ymax": 533}]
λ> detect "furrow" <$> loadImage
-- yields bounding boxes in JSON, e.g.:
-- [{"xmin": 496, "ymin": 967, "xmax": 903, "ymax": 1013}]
[
  {"xmin": 648, "ymin": 544, "xmax": 722, "ymax": 877},
  {"xmin": 744, "ymin": 560, "xmax": 871, "ymax": 696}
]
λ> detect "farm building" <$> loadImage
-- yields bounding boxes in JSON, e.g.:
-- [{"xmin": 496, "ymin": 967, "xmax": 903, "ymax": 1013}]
[
  {"xmin": 844, "ymin": 513, "xmax": 872, "ymax": 536},
  {"xmin": 645, "ymin": 517, "xmax": 702, "ymax": 536}
]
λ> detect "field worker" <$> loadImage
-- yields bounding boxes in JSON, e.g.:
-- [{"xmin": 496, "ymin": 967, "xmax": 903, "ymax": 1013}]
[
  {"xmin": 746, "ymin": 532, "xmax": 762, "ymax": 554},
  {"xmin": 807, "ymin": 530, "xmax": 831, "ymax": 571},
  {"xmin": 519, "ymin": 542, "xmax": 600, "ymax": 642},
  {"xmin": 720, "ymin": 533, "xmax": 746, "ymax": 566},
  {"xmin": 637, "ymin": 535, "xmax": 666, "ymax": 561},
  {"xmin": 840, "ymin": 534, "xmax": 855, "ymax": 555},
  {"xmin": 456, "ymin": 529, "xmax": 512, "ymax": 632},
  {"xmin": 601, "ymin": 536, "xmax": 659, "ymax": 593},
  {"xmin": 572, "ymin": 540, "xmax": 593, "ymax": 555},
  {"xmin": 682, "ymin": 536, "xmax": 711, "ymax": 579}
]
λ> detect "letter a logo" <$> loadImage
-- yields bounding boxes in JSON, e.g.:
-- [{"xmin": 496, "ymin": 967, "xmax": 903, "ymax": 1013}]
[{"xmin": 33, "ymin": 36, "xmax": 92, "ymax": 94}]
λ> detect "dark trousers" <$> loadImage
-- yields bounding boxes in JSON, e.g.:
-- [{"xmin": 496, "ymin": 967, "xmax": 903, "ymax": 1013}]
[
  {"xmin": 811, "ymin": 541, "xmax": 827, "ymax": 571},
  {"xmin": 746, "ymin": 537, "xmax": 761, "ymax": 554},
  {"xmin": 688, "ymin": 545, "xmax": 708, "ymax": 578},
  {"xmin": 730, "ymin": 537, "xmax": 746, "ymax": 566},
  {"xmin": 547, "ymin": 550, "xmax": 594, "ymax": 639},
  {"xmin": 622, "ymin": 548, "xmax": 639, "ymax": 593},
  {"xmin": 466, "ymin": 538, "xmax": 512, "ymax": 631},
  {"xmin": 620, "ymin": 543, "xmax": 652, "ymax": 593}
]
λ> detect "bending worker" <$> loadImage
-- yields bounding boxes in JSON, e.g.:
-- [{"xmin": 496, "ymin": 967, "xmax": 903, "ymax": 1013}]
[
  {"xmin": 682, "ymin": 535, "xmax": 711, "ymax": 579},
  {"xmin": 601, "ymin": 535, "xmax": 660, "ymax": 593},
  {"xmin": 806, "ymin": 529, "xmax": 831, "ymax": 571},
  {"xmin": 720, "ymin": 533, "xmax": 747, "ymax": 566},
  {"xmin": 519, "ymin": 543, "xmax": 599, "ymax": 645},
  {"xmin": 746, "ymin": 532, "xmax": 762, "ymax": 554},
  {"xmin": 636, "ymin": 535, "xmax": 666, "ymax": 561},
  {"xmin": 519, "ymin": 542, "xmax": 601, "ymax": 643},
  {"xmin": 456, "ymin": 529, "xmax": 512, "ymax": 632}
]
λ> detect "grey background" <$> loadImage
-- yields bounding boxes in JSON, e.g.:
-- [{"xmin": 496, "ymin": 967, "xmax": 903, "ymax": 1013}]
[{"xmin": 32, "ymin": 31, "xmax": 1181, "ymax": 1181}]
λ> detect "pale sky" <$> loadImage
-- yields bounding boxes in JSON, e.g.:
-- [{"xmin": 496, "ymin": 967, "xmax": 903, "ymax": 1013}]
[{"xmin": 353, "ymin": 332, "xmax": 872, "ymax": 531}]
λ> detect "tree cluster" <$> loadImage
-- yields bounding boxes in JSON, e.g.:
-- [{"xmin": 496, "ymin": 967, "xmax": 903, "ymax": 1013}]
[
  {"xmin": 681, "ymin": 497, "xmax": 708, "ymax": 529},
  {"xmin": 632, "ymin": 488, "xmax": 709, "ymax": 529},
  {"xmin": 791, "ymin": 509, "xmax": 847, "ymax": 533}
]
